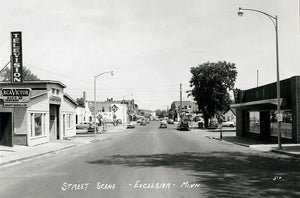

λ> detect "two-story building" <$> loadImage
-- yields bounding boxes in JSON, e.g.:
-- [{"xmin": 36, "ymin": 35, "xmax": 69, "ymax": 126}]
[
  {"xmin": 88, "ymin": 99, "xmax": 129, "ymax": 124},
  {"xmin": 0, "ymin": 80, "xmax": 77, "ymax": 146}
]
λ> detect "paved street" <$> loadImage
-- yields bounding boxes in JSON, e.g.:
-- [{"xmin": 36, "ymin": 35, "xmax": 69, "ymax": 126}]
[{"xmin": 0, "ymin": 122, "xmax": 299, "ymax": 198}]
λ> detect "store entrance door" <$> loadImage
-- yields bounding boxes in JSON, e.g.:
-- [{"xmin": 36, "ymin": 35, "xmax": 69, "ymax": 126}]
[
  {"xmin": 49, "ymin": 105, "xmax": 60, "ymax": 141},
  {"xmin": 0, "ymin": 112, "xmax": 13, "ymax": 146}
]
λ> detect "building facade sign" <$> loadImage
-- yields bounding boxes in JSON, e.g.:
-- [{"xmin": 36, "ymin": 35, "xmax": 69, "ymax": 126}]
[
  {"xmin": 4, "ymin": 103, "xmax": 28, "ymax": 107},
  {"xmin": 11, "ymin": 32, "xmax": 23, "ymax": 83},
  {"xmin": 49, "ymin": 95, "xmax": 61, "ymax": 105},
  {"xmin": 1, "ymin": 88, "xmax": 31, "ymax": 108}
]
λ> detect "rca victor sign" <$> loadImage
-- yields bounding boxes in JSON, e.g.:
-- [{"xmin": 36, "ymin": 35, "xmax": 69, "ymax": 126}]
[
  {"xmin": 2, "ymin": 88, "xmax": 31, "ymax": 107},
  {"xmin": 11, "ymin": 32, "xmax": 23, "ymax": 83}
]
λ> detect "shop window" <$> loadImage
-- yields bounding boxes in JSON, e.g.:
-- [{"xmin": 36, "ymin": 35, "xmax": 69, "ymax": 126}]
[
  {"xmin": 65, "ymin": 114, "xmax": 74, "ymax": 129},
  {"xmin": 249, "ymin": 111, "xmax": 260, "ymax": 133},
  {"xmin": 270, "ymin": 111, "xmax": 292, "ymax": 139},
  {"xmin": 31, "ymin": 113, "xmax": 45, "ymax": 137}
]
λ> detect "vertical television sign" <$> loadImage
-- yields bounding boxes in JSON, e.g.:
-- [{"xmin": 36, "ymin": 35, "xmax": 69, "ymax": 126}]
[{"xmin": 11, "ymin": 31, "xmax": 23, "ymax": 83}]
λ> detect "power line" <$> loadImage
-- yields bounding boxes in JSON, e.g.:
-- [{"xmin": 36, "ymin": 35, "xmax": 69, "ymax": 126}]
[
  {"xmin": 0, "ymin": 60, "xmax": 10, "ymax": 74},
  {"xmin": 24, "ymin": 62, "xmax": 92, "ymax": 84}
]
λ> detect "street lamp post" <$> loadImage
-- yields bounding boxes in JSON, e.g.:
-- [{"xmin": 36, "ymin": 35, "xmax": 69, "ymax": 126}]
[
  {"xmin": 238, "ymin": 7, "xmax": 282, "ymax": 148},
  {"xmin": 122, "ymin": 94, "xmax": 133, "ymax": 127},
  {"xmin": 94, "ymin": 71, "xmax": 114, "ymax": 139}
]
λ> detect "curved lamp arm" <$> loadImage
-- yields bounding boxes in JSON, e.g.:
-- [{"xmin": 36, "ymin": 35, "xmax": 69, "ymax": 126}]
[{"xmin": 238, "ymin": 7, "xmax": 277, "ymax": 29}]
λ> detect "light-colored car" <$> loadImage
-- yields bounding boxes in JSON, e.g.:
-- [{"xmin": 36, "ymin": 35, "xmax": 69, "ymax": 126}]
[
  {"xmin": 76, "ymin": 122, "xmax": 90, "ymax": 129},
  {"xmin": 126, "ymin": 122, "xmax": 136, "ymax": 129},
  {"xmin": 192, "ymin": 116, "xmax": 204, "ymax": 128},
  {"xmin": 167, "ymin": 118, "xmax": 174, "ymax": 124},
  {"xmin": 222, "ymin": 121, "xmax": 235, "ymax": 127}
]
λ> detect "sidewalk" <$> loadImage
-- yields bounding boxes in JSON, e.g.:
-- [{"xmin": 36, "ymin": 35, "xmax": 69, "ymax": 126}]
[
  {"xmin": 200, "ymin": 128, "xmax": 300, "ymax": 157},
  {"xmin": 0, "ymin": 124, "xmax": 126, "ymax": 166}
]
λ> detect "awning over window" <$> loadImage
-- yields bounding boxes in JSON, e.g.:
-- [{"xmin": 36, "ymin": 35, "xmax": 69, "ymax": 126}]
[{"xmin": 230, "ymin": 98, "xmax": 286, "ymax": 110}]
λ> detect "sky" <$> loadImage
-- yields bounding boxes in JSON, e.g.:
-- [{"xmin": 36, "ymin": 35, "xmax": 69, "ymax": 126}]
[{"xmin": 0, "ymin": 0, "xmax": 299, "ymax": 111}]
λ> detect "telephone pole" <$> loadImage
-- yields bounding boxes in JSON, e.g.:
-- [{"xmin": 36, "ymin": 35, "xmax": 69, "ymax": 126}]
[{"xmin": 179, "ymin": 83, "xmax": 182, "ymax": 120}]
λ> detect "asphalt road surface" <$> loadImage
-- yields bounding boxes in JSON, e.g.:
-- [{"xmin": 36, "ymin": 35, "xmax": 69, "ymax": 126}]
[{"xmin": 0, "ymin": 121, "xmax": 299, "ymax": 198}]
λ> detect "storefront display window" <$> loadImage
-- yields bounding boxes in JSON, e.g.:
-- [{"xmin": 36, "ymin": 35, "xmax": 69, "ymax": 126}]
[
  {"xmin": 31, "ymin": 113, "xmax": 45, "ymax": 137},
  {"xmin": 270, "ymin": 111, "xmax": 292, "ymax": 139},
  {"xmin": 249, "ymin": 111, "xmax": 260, "ymax": 133},
  {"xmin": 65, "ymin": 114, "xmax": 74, "ymax": 129}
]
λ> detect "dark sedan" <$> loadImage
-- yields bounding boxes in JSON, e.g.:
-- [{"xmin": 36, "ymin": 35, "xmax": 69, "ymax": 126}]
[
  {"xmin": 177, "ymin": 120, "xmax": 190, "ymax": 131},
  {"xmin": 159, "ymin": 122, "xmax": 167, "ymax": 128}
]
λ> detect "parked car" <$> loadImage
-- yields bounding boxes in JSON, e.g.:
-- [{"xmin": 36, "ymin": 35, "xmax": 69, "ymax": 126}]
[
  {"xmin": 140, "ymin": 120, "xmax": 147, "ymax": 126},
  {"xmin": 76, "ymin": 122, "xmax": 90, "ymax": 129},
  {"xmin": 222, "ymin": 121, "xmax": 235, "ymax": 127},
  {"xmin": 192, "ymin": 116, "xmax": 204, "ymax": 128},
  {"xmin": 126, "ymin": 122, "xmax": 136, "ymax": 129},
  {"xmin": 208, "ymin": 119, "xmax": 218, "ymax": 129},
  {"xmin": 117, "ymin": 119, "xmax": 122, "ymax": 124},
  {"xmin": 87, "ymin": 125, "xmax": 100, "ymax": 132},
  {"xmin": 159, "ymin": 122, "xmax": 167, "ymax": 128},
  {"xmin": 177, "ymin": 120, "xmax": 190, "ymax": 131}
]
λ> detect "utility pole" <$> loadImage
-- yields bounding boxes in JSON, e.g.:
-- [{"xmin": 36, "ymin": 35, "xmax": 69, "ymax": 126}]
[
  {"xmin": 179, "ymin": 83, "xmax": 182, "ymax": 121},
  {"xmin": 257, "ymin": 70, "xmax": 259, "ymax": 87}
]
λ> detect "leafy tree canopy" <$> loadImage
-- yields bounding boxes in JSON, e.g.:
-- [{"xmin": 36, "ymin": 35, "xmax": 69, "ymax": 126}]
[
  {"xmin": 189, "ymin": 61, "xmax": 237, "ymax": 126},
  {"xmin": 0, "ymin": 66, "xmax": 40, "ymax": 81},
  {"xmin": 76, "ymin": 97, "xmax": 85, "ymax": 108},
  {"xmin": 155, "ymin": 109, "xmax": 167, "ymax": 118}
]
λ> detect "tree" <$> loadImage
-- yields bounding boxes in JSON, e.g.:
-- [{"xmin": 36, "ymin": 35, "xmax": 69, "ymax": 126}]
[
  {"xmin": 168, "ymin": 102, "xmax": 177, "ymax": 120},
  {"xmin": 0, "ymin": 66, "xmax": 40, "ymax": 81},
  {"xmin": 155, "ymin": 109, "xmax": 167, "ymax": 118},
  {"xmin": 76, "ymin": 97, "xmax": 85, "ymax": 108},
  {"xmin": 189, "ymin": 61, "xmax": 237, "ymax": 128}
]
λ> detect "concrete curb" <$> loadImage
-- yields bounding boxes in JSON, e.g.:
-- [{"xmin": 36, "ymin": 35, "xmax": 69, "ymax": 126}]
[
  {"xmin": 211, "ymin": 137, "xmax": 250, "ymax": 147},
  {"xmin": 89, "ymin": 137, "xmax": 111, "ymax": 143},
  {"xmin": 0, "ymin": 145, "xmax": 76, "ymax": 167},
  {"xmin": 210, "ymin": 136, "xmax": 300, "ymax": 157},
  {"xmin": 0, "ymin": 130, "xmax": 120, "ymax": 166},
  {"xmin": 271, "ymin": 149, "xmax": 300, "ymax": 158}
]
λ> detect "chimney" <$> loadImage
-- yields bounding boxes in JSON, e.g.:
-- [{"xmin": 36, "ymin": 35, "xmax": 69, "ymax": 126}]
[{"xmin": 83, "ymin": 91, "xmax": 86, "ymax": 107}]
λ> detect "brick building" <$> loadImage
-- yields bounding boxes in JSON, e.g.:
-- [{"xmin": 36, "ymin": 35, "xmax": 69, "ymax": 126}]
[{"xmin": 231, "ymin": 76, "xmax": 300, "ymax": 143}]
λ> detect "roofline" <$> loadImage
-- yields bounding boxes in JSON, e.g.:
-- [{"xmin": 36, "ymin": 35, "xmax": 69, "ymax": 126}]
[
  {"xmin": 0, "ymin": 80, "xmax": 67, "ymax": 88},
  {"xmin": 64, "ymin": 94, "xmax": 78, "ymax": 106},
  {"xmin": 31, "ymin": 92, "xmax": 48, "ymax": 99},
  {"xmin": 237, "ymin": 75, "xmax": 300, "ymax": 92}
]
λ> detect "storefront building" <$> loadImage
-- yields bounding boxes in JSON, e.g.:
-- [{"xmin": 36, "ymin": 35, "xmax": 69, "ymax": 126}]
[
  {"xmin": 0, "ymin": 80, "xmax": 77, "ymax": 146},
  {"xmin": 231, "ymin": 76, "xmax": 300, "ymax": 143},
  {"xmin": 88, "ymin": 100, "xmax": 129, "ymax": 124}
]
